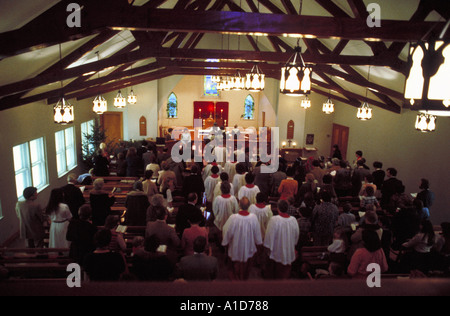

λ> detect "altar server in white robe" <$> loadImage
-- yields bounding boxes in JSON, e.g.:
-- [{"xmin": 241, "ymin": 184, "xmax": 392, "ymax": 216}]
[
  {"xmin": 263, "ymin": 199, "xmax": 300, "ymax": 279},
  {"xmin": 202, "ymin": 162, "xmax": 222, "ymax": 181},
  {"xmin": 213, "ymin": 172, "xmax": 235, "ymax": 201},
  {"xmin": 222, "ymin": 197, "xmax": 262, "ymax": 281},
  {"xmin": 238, "ymin": 172, "xmax": 260, "ymax": 205},
  {"xmin": 204, "ymin": 165, "xmax": 221, "ymax": 203},
  {"xmin": 232, "ymin": 162, "xmax": 247, "ymax": 198},
  {"xmin": 223, "ymin": 156, "xmax": 238, "ymax": 183},
  {"xmin": 248, "ymin": 192, "xmax": 273, "ymax": 239},
  {"xmin": 213, "ymin": 182, "xmax": 239, "ymax": 232}
]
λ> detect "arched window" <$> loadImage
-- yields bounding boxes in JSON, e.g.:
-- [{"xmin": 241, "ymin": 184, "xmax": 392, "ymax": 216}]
[
  {"xmin": 167, "ymin": 92, "xmax": 178, "ymax": 118},
  {"xmin": 243, "ymin": 95, "xmax": 255, "ymax": 120}
]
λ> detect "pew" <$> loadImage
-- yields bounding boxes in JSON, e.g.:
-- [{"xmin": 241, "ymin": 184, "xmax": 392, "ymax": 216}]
[{"xmin": 0, "ymin": 248, "xmax": 71, "ymax": 279}]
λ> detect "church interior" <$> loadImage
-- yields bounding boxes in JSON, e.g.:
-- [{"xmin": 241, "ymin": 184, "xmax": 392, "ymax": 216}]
[{"xmin": 0, "ymin": 0, "xmax": 450, "ymax": 296}]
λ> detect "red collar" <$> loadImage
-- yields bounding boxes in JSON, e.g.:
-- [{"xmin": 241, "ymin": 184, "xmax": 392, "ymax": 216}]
[
  {"xmin": 246, "ymin": 184, "xmax": 255, "ymax": 189},
  {"xmin": 279, "ymin": 212, "xmax": 290, "ymax": 218},
  {"xmin": 255, "ymin": 203, "xmax": 266, "ymax": 208},
  {"xmin": 221, "ymin": 194, "xmax": 231, "ymax": 199},
  {"xmin": 211, "ymin": 174, "xmax": 219, "ymax": 179},
  {"xmin": 212, "ymin": 162, "xmax": 218, "ymax": 166},
  {"xmin": 239, "ymin": 210, "xmax": 250, "ymax": 216}
]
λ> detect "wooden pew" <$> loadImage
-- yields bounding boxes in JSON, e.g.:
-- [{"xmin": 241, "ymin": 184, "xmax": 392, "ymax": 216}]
[
  {"xmin": 299, "ymin": 246, "xmax": 330, "ymax": 270},
  {"xmin": 0, "ymin": 248, "xmax": 71, "ymax": 279}
]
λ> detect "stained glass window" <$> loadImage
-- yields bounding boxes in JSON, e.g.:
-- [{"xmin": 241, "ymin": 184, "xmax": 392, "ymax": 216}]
[
  {"xmin": 204, "ymin": 75, "xmax": 219, "ymax": 96},
  {"xmin": 167, "ymin": 92, "xmax": 178, "ymax": 118},
  {"xmin": 243, "ymin": 95, "xmax": 255, "ymax": 120}
]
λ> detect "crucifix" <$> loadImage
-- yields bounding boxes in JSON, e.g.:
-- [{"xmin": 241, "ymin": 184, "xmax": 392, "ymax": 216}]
[{"xmin": 287, "ymin": 139, "xmax": 293, "ymax": 147}]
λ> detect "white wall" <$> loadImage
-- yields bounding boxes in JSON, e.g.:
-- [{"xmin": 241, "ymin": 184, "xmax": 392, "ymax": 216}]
[{"xmin": 332, "ymin": 101, "xmax": 450, "ymax": 225}]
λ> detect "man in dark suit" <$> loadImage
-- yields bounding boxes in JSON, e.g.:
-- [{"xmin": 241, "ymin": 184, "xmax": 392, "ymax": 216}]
[
  {"xmin": 177, "ymin": 236, "xmax": 219, "ymax": 281},
  {"xmin": 381, "ymin": 168, "xmax": 403, "ymax": 210},
  {"xmin": 62, "ymin": 173, "xmax": 86, "ymax": 219},
  {"xmin": 175, "ymin": 193, "xmax": 205, "ymax": 237}
]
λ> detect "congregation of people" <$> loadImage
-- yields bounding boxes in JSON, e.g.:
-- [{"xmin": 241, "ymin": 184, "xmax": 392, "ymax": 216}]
[{"xmin": 10, "ymin": 140, "xmax": 450, "ymax": 283}]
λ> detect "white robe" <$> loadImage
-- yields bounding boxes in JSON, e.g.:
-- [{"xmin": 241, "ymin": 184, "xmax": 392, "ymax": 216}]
[
  {"xmin": 204, "ymin": 175, "xmax": 221, "ymax": 202},
  {"xmin": 202, "ymin": 164, "xmax": 222, "ymax": 181},
  {"xmin": 238, "ymin": 185, "xmax": 260, "ymax": 205},
  {"xmin": 264, "ymin": 215, "xmax": 300, "ymax": 266},
  {"xmin": 212, "ymin": 195, "xmax": 239, "ymax": 231},
  {"xmin": 222, "ymin": 213, "xmax": 263, "ymax": 263},
  {"xmin": 49, "ymin": 203, "xmax": 72, "ymax": 249},
  {"xmin": 248, "ymin": 204, "xmax": 273, "ymax": 239},
  {"xmin": 213, "ymin": 181, "xmax": 235, "ymax": 201},
  {"xmin": 223, "ymin": 162, "xmax": 237, "ymax": 182},
  {"xmin": 232, "ymin": 173, "xmax": 247, "ymax": 198}
]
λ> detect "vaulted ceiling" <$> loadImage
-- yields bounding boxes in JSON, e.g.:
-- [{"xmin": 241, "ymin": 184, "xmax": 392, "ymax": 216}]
[{"xmin": 0, "ymin": 0, "xmax": 449, "ymax": 114}]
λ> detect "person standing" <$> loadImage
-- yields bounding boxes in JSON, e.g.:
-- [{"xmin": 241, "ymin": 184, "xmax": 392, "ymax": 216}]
[
  {"xmin": 61, "ymin": 173, "xmax": 85, "ymax": 219},
  {"xmin": 15, "ymin": 187, "xmax": 46, "ymax": 248},
  {"xmin": 45, "ymin": 188, "xmax": 72, "ymax": 249},
  {"xmin": 263, "ymin": 200, "xmax": 299, "ymax": 279},
  {"xmin": 222, "ymin": 197, "xmax": 262, "ymax": 281},
  {"xmin": 311, "ymin": 192, "xmax": 339, "ymax": 246}
]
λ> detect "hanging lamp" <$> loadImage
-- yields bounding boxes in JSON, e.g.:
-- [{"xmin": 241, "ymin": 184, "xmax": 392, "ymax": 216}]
[
  {"xmin": 92, "ymin": 52, "xmax": 107, "ymax": 114},
  {"xmin": 246, "ymin": 64, "xmax": 265, "ymax": 92},
  {"xmin": 127, "ymin": 88, "xmax": 137, "ymax": 105},
  {"xmin": 322, "ymin": 97, "xmax": 335, "ymax": 114},
  {"xmin": 280, "ymin": 39, "xmax": 312, "ymax": 96},
  {"xmin": 114, "ymin": 90, "xmax": 127, "ymax": 108},
  {"xmin": 415, "ymin": 112, "xmax": 436, "ymax": 132},
  {"xmin": 54, "ymin": 44, "xmax": 74, "ymax": 124},
  {"xmin": 301, "ymin": 95, "xmax": 311, "ymax": 109},
  {"xmin": 404, "ymin": 20, "xmax": 450, "ymax": 108},
  {"xmin": 357, "ymin": 66, "xmax": 373, "ymax": 120}
]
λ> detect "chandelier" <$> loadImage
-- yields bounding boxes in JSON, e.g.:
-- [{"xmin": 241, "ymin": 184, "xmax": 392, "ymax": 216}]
[
  {"xmin": 415, "ymin": 112, "xmax": 436, "ymax": 132},
  {"xmin": 301, "ymin": 96, "xmax": 311, "ymax": 109},
  {"xmin": 53, "ymin": 44, "xmax": 74, "ymax": 124},
  {"xmin": 93, "ymin": 95, "xmax": 107, "ymax": 114},
  {"xmin": 114, "ymin": 90, "xmax": 126, "ymax": 108},
  {"xmin": 322, "ymin": 97, "xmax": 335, "ymax": 114},
  {"xmin": 357, "ymin": 102, "xmax": 373, "ymax": 120},
  {"xmin": 232, "ymin": 71, "xmax": 245, "ymax": 90},
  {"xmin": 280, "ymin": 40, "xmax": 312, "ymax": 96},
  {"xmin": 128, "ymin": 88, "xmax": 137, "ymax": 105},
  {"xmin": 54, "ymin": 97, "xmax": 74, "ymax": 125},
  {"xmin": 246, "ymin": 64, "xmax": 265, "ymax": 92}
]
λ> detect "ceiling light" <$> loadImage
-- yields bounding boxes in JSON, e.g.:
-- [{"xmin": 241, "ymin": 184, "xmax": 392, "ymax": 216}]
[
  {"xmin": 301, "ymin": 96, "xmax": 311, "ymax": 109},
  {"xmin": 357, "ymin": 102, "xmax": 372, "ymax": 120},
  {"xmin": 128, "ymin": 88, "xmax": 137, "ymax": 104},
  {"xmin": 404, "ymin": 21, "xmax": 450, "ymax": 108},
  {"xmin": 280, "ymin": 40, "xmax": 312, "ymax": 96},
  {"xmin": 114, "ymin": 90, "xmax": 127, "ymax": 108},
  {"xmin": 322, "ymin": 97, "xmax": 335, "ymax": 114},
  {"xmin": 415, "ymin": 112, "xmax": 436, "ymax": 132},
  {"xmin": 54, "ymin": 97, "xmax": 74, "ymax": 125},
  {"xmin": 245, "ymin": 64, "xmax": 265, "ymax": 92},
  {"xmin": 93, "ymin": 95, "xmax": 107, "ymax": 114}
]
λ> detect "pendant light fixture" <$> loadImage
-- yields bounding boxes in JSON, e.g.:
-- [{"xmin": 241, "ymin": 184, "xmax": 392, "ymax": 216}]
[
  {"xmin": 357, "ymin": 66, "xmax": 373, "ymax": 120},
  {"xmin": 301, "ymin": 95, "xmax": 311, "ymax": 109},
  {"xmin": 246, "ymin": 63, "xmax": 265, "ymax": 92},
  {"xmin": 127, "ymin": 88, "xmax": 137, "ymax": 105},
  {"xmin": 232, "ymin": 70, "xmax": 245, "ymax": 90},
  {"xmin": 415, "ymin": 112, "xmax": 436, "ymax": 132},
  {"xmin": 322, "ymin": 97, "xmax": 335, "ymax": 114},
  {"xmin": 92, "ymin": 52, "xmax": 107, "ymax": 114},
  {"xmin": 54, "ymin": 44, "xmax": 74, "ymax": 125},
  {"xmin": 114, "ymin": 90, "xmax": 127, "ymax": 108},
  {"xmin": 404, "ymin": 20, "xmax": 450, "ymax": 107},
  {"xmin": 280, "ymin": 40, "xmax": 312, "ymax": 96}
]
